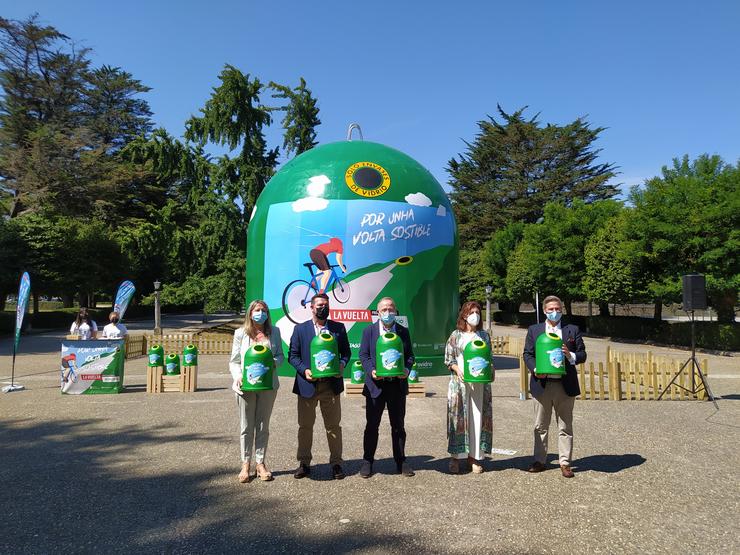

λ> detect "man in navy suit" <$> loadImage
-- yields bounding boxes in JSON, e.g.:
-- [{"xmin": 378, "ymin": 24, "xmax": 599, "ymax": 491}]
[
  {"xmin": 358, "ymin": 297, "xmax": 415, "ymax": 478},
  {"xmin": 288, "ymin": 293, "xmax": 351, "ymax": 479},
  {"xmin": 523, "ymin": 295, "xmax": 587, "ymax": 478}
]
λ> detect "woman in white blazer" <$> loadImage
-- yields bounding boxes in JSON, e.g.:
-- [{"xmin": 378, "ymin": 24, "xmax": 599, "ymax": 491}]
[{"xmin": 229, "ymin": 300, "xmax": 284, "ymax": 483}]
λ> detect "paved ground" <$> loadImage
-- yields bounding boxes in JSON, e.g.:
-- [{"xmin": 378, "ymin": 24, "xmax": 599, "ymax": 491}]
[{"xmin": 1, "ymin": 323, "xmax": 738, "ymax": 554}]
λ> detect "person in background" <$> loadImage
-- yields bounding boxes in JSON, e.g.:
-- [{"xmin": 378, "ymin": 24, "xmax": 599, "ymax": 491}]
[
  {"xmin": 229, "ymin": 300, "xmax": 284, "ymax": 484},
  {"xmin": 101, "ymin": 311, "xmax": 128, "ymax": 339},
  {"xmin": 444, "ymin": 301, "xmax": 495, "ymax": 474},
  {"xmin": 70, "ymin": 308, "xmax": 97, "ymax": 340}
]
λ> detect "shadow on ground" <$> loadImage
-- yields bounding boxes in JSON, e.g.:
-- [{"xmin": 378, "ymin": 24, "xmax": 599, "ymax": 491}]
[
  {"xmin": 0, "ymin": 418, "xmax": 412, "ymax": 553},
  {"xmin": 487, "ymin": 453, "xmax": 646, "ymax": 474}
]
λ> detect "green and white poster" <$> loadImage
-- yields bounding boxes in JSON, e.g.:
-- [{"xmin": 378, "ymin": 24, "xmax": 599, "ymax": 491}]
[
  {"xmin": 246, "ymin": 140, "xmax": 459, "ymax": 376},
  {"xmin": 60, "ymin": 340, "xmax": 125, "ymax": 394}
]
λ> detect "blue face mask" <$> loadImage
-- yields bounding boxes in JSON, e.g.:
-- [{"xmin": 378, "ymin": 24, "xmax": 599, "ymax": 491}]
[
  {"xmin": 380, "ymin": 311, "xmax": 396, "ymax": 325},
  {"xmin": 545, "ymin": 310, "xmax": 562, "ymax": 323},
  {"xmin": 252, "ymin": 310, "xmax": 268, "ymax": 324}
]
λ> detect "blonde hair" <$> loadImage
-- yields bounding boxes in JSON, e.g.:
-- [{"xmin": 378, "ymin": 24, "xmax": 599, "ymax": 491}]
[{"xmin": 244, "ymin": 300, "xmax": 272, "ymax": 339}]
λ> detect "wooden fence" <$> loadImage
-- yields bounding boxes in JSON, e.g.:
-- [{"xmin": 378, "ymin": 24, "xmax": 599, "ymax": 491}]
[
  {"xmin": 124, "ymin": 332, "xmax": 233, "ymax": 360},
  {"xmin": 517, "ymin": 345, "xmax": 709, "ymax": 401}
]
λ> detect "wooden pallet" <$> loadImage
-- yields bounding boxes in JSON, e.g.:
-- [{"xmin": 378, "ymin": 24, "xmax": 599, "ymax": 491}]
[
  {"xmin": 344, "ymin": 381, "xmax": 426, "ymax": 398},
  {"xmin": 146, "ymin": 366, "xmax": 198, "ymax": 393}
]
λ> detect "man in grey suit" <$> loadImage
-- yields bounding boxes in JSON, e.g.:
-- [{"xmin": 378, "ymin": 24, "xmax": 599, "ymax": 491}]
[{"xmin": 523, "ymin": 295, "xmax": 587, "ymax": 478}]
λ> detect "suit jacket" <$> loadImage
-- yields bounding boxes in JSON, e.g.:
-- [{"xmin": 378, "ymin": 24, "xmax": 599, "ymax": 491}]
[
  {"xmin": 359, "ymin": 321, "xmax": 415, "ymax": 399},
  {"xmin": 289, "ymin": 319, "xmax": 351, "ymax": 398},
  {"xmin": 523, "ymin": 321, "xmax": 586, "ymax": 398}
]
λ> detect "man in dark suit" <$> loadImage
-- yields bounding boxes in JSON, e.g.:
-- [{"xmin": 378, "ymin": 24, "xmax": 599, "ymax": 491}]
[
  {"xmin": 288, "ymin": 293, "xmax": 351, "ymax": 479},
  {"xmin": 358, "ymin": 296, "xmax": 415, "ymax": 478},
  {"xmin": 523, "ymin": 295, "xmax": 587, "ymax": 478}
]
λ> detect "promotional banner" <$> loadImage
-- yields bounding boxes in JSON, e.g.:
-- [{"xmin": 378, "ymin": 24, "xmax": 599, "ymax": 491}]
[
  {"xmin": 14, "ymin": 272, "xmax": 31, "ymax": 355},
  {"xmin": 113, "ymin": 280, "xmax": 135, "ymax": 321},
  {"xmin": 60, "ymin": 339, "xmax": 125, "ymax": 394},
  {"xmin": 246, "ymin": 140, "xmax": 459, "ymax": 377}
]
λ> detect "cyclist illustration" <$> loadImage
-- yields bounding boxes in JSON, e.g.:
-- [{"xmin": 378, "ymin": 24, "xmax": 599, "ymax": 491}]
[
  {"xmin": 61, "ymin": 353, "xmax": 78, "ymax": 393},
  {"xmin": 310, "ymin": 237, "xmax": 347, "ymax": 294},
  {"xmin": 282, "ymin": 236, "xmax": 351, "ymax": 324}
]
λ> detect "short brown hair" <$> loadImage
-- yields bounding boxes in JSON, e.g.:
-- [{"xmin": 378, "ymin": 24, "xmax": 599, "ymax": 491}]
[
  {"xmin": 457, "ymin": 301, "xmax": 482, "ymax": 331},
  {"xmin": 542, "ymin": 295, "xmax": 562, "ymax": 311}
]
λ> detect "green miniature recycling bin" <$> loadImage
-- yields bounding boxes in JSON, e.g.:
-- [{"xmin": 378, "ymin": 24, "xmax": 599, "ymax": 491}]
[
  {"xmin": 535, "ymin": 332, "xmax": 566, "ymax": 375},
  {"xmin": 350, "ymin": 360, "xmax": 365, "ymax": 384},
  {"xmin": 408, "ymin": 361, "xmax": 420, "ymax": 383},
  {"xmin": 463, "ymin": 338, "xmax": 492, "ymax": 383},
  {"xmin": 165, "ymin": 353, "xmax": 180, "ymax": 375},
  {"xmin": 148, "ymin": 344, "xmax": 164, "ymax": 367},
  {"xmin": 242, "ymin": 344, "xmax": 274, "ymax": 391},
  {"xmin": 182, "ymin": 344, "xmax": 198, "ymax": 366},
  {"xmin": 375, "ymin": 332, "xmax": 404, "ymax": 378},
  {"xmin": 310, "ymin": 332, "xmax": 340, "ymax": 378}
]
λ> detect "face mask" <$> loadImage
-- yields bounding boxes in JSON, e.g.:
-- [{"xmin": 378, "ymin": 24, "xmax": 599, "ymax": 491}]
[
  {"xmin": 252, "ymin": 310, "xmax": 267, "ymax": 324},
  {"xmin": 111, "ymin": 318, "xmax": 119, "ymax": 324},
  {"xmin": 466, "ymin": 313, "xmax": 480, "ymax": 327},
  {"xmin": 545, "ymin": 310, "xmax": 562, "ymax": 323},
  {"xmin": 380, "ymin": 311, "xmax": 396, "ymax": 325},
  {"xmin": 315, "ymin": 305, "xmax": 329, "ymax": 320}
]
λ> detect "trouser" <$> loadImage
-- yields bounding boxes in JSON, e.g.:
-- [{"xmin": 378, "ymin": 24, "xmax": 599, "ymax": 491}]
[
  {"xmin": 237, "ymin": 388, "xmax": 278, "ymax": 464},
  {"xmin": 363, "ymin": 382, "xmax": 407, "ymax": 467},
  {"xmin": 453, "ymin": 382, "xmax": 486, "ymax": 461},
  {"xmin": 533, "ymin": 380, "xmax": 575, "ymax": 466},
  {"xmin": 296, "ymin": 381, "xmax": 343, "ymax": 465}
]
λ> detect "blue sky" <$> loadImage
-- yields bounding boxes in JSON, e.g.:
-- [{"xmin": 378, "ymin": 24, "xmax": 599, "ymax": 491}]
[{"xmin": 4, "ymin": 1, "xmax": 739, "ymax": 196}]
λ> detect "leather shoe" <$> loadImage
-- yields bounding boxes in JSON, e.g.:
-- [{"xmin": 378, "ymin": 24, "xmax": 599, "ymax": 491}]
[
  {"xmin": 332, "ymin": 464, "xmax": 346, "ymax": 480},
  {"xmin": 294, "ymin": 463, "xmax": 310, "ymax": 479},
  {"xmin": 359, "ymin": 460, "xmax": 373, "ymax": 478},
  {"xmin": 399, "ymin": 462, "xmax": 415, "ymax": 477},
  {"xmin": 560, "ymin": 465, "xmax": 575, "ymax": 478},
  {"xmin": 527, "ymin": 461, "xmax": 547, "ymax": 473}
]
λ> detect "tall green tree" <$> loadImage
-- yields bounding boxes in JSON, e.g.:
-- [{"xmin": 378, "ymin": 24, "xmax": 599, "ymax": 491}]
[
  {"xmin": 505, "ymin": 200, "xmax": 622, "ymax": 314},
  {"xmin": 480, "ymin": 221, "xmax": 526, "ymax": 310},
  {"xmin": 185, "ymin": 65, "xmax": 278, "ymax": 223},
  {"xmin": 629, "ymin": 154, "xmax": 739, "ymax": 322},
  {"xmin": 583, "ymin": 209, "xmax": 646, "ymax": 313},
  {"xmin": 270, "ymin": 77, "xmax": 321, "ymax": 157},
  {"xmin": 448, "ymin": 105, "xmax": 618, "ymax": 249}
]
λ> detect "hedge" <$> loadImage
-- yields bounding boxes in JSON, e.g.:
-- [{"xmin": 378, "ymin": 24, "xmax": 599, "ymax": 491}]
[{"xmin": 493, "ymin": 312, "xmax": 739, "ymax": 351}]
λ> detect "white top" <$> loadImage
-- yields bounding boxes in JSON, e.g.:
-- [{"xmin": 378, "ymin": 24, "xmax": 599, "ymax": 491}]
[
  {"xmin": 229, "ymin": 327, "xmax": 284, "ymax": 389},
  {"xmin": 102, "ymin": 322, "xmax": 128, "ymax": 339},
  {"xmin": 70, "ymin": 321, "xmax": 98, "ymax": 340}
]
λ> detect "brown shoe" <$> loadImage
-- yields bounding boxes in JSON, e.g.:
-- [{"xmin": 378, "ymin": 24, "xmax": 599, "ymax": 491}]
[
  {"xmin": 527, "ymin": 461, "xmax": 546, "ymax": 473},
  {"xmin": 238, "ymin": 462, "xmax": 251, "ymax": 483},
  {"xmin": 560, "ymin": 465, "xmax": 575, "ymax": 478},
  {"xmin": 255, "ymin": 463, "xmax": 273, "ymax": 481}
]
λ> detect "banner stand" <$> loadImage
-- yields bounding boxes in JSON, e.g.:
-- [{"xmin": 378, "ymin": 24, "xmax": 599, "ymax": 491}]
[{"xmin": 4, "ymin": 272, "xmax": 30, "ymax": 394}]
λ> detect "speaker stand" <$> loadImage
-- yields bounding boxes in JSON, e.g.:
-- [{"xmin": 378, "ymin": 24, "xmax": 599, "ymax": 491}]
[{"xmin": 657, "ymin": 310, "xmax": 718, "ymax": 409}]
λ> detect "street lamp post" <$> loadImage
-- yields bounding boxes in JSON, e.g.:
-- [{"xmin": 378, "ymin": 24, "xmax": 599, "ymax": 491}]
[
  {"xmin": 485, "ymin": 285, "xmax": 492, "ymax": 333},
  {"xmin": 153, "ymin": 280, "xmax": 162, "ymax": 335}
]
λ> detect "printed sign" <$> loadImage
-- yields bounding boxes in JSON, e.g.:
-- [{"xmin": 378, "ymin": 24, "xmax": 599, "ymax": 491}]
[{"xmin": 60, "ymin": 340, "xmax": 125, "ymax": 394}]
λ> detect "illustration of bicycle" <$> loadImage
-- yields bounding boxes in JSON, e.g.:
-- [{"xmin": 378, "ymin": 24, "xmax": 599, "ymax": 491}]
[{"xmin": 282, "ymin": 263, "xmax": 351, "ymax": 324}]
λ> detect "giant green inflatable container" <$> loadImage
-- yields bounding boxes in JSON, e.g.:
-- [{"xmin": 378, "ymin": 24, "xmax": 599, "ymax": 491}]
[
  {"xmin": 375, "ymin": 332, "xmax": 405, "ymax": 378},
  {"xmin": 165, "ymin": 353, "xmax": 180, "ymax": 375},
  {"xmin": 535, "ymin": 332, "xmax": 566, "ymax": 375},
  {"xmin": 310, "ymin": 332, "xmax": 340, "ymax": 378},
  {"xmin": 242, "ymin": 344, "xmax": 274, "ymax": 391},
  {"xmin": 148, "ymin": 344, "xmax": 164, "ymax": 367},
  {"xmin": 463, "ymin": 338, "xmax": 492, "ymax": 383},
  {"xmin": 245, "ymin": 137, "xmax": 459, "ymax": 378}
]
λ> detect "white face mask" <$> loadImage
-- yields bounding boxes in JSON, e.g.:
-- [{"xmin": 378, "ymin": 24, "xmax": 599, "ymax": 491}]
[{"xmin": 466, "ymin": 312, "xmax": 480, "ymax": 327}]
